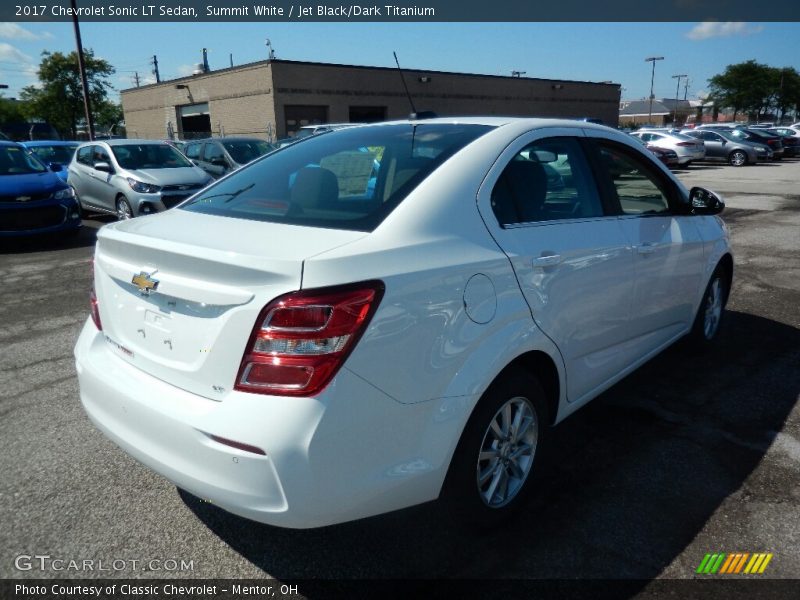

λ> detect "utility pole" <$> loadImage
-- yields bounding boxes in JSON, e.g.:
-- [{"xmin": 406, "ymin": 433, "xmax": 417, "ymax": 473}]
[
  {"xmin": 151, "ymin": 55, "xmax": 160, "ymax": 83},
  {"xmin": 672, "ymin": 74, "xmax": 687, "ymax": 126},
  {"xmin": 70, "ymin": 0, "xmax": 95, "ymax": 140},
  {"xmin": 683, "ymin": 77, "xmax": 690, "ymax": 101},
  {"xmin": 645, "ymin": 56, "xmax": 664, "ymax": 126},
  {"xmin": 133, "ymin": 71, "xmax": 140, "ymax": 87}
]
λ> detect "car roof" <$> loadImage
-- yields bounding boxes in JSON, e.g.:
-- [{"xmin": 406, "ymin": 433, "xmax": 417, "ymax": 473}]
[
  {"xmin": 79, "ymin": 138, "xmax": 171, "ymax": 147},
  {"xmin": 20, "ymin": 140, "xmax": 79, "ymax": 147}
]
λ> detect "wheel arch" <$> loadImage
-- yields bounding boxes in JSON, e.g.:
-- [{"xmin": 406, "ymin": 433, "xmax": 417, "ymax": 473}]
[
  {"xmin": 485, "ymin": 350, "xmax": 562, "ymax": 427},
  {"xmin": 717, "ymin": 252, "xmax": 734, "ymax": 305}
]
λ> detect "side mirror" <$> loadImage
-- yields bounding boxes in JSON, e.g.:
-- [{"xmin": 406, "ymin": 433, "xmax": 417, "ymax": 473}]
[
  {"xmin": 48, "ymin": 162, "xmax": 63, "ymax": 172},
  {"xmin": 94, "ymin": 161, "xmax": 113, "ymax": 173},
  {"xmin": 689, "ymin": 186, "xmax": 724, "ymax": 215}
]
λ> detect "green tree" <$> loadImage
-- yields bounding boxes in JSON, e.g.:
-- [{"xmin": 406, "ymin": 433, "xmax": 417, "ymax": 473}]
[
  {"xmin": 20, "ymin": 49, "xmax": 115, "ymax": 139},
  {"xmin": 708, "ymin": 60, "xmax": 774, "ymax": 121},
  {"xmin": 772, "ymin": 67, "xmax": 800, "ymax": 122},
  {"xmin": 0, "ymin": 95, "xmax": 27, "ymax": 128},
  {"xmin": 95, "ymin": 99, "xmax": 124, "ymax": 134}
]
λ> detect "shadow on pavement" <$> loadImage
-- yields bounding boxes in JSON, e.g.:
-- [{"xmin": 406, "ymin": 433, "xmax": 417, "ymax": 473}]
[
  {"xmin": 0, "ymin": 217, "xmax": 111, "ymax": 255},
  {"xmin": 181, "ymin": 310, "xmax": 798, "ymax": 592}
]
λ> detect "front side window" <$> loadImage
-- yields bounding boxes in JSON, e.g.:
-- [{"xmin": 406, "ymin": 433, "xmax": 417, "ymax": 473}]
[
  {"xmin": 202, "ymin": 143, "xmax": 225, "ymax": 162},
  {"xmin": 181, "ymin": 123, "xmax": 493, "ymax": 232},
  {"xmin": 222, "ymin": 140, "xmax": 274, "ymax": 165},
  {"xmin": 597, "ymin": 144, "xmax": 671, "ymax": 215},
  {"xmin": 111, "ymin": 144, "xmax": 193, "ymax": 170},
  {"xmin": 184, "ymin": 143, "xmax": 201, "ymax": 160},
  {"xmin": 93, "ymin": 146, "xmax": 111, "ymax": 165},
  {"xmin": 491, "ymin": 137, "xmax": 602, "ymax": 226}
]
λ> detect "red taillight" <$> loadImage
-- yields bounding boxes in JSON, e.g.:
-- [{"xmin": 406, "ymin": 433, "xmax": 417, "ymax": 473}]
[
  {"xmin": 89, "ymin": 261, "xmax": 102, "ymax": 331},
  {"xmin": 90, "ymin": 290, "xmax": 102, "ymax": 330},
  {"xmin": 235, "ymin": 281, "xmax": 385, "ymax": 396}
]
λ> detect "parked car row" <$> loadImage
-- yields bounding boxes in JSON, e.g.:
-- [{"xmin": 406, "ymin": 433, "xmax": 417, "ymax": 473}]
[
  {"xmin": 632, "ymin": 123, "xmax": 800, "ymax": 166},
  {"xmin": 0, "ymin": 140, "xmax": 82, "ymax": 238},
  {"xmin": 3, "ymin": 119, "xmax": 798, "ymax": 239}
]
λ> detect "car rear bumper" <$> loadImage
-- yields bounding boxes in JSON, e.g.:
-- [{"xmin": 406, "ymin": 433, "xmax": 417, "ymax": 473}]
[{"xmin": 74, "ymin": 319, "xmax": 465, "ymax": 528}]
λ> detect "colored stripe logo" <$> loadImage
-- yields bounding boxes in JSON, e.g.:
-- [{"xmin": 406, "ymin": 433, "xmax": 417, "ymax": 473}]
[{"xmin": 696, "ymin": 552, "xmax": 773, "ymax": 574}]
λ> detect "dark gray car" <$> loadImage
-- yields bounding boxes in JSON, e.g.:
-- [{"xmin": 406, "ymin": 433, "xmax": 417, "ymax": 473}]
[
  {"xmin": 682, "ymin": 129, "xmax": 771, "ymax": 166},
  {"xmin": 184, "ymin": 137, "xmax": 276, "ymax": 179}
]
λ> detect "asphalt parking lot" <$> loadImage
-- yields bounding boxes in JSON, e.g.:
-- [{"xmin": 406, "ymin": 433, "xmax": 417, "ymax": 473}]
[{"xmin": 1, "ymin": 158, "xmax": 799, "ymax": 591}]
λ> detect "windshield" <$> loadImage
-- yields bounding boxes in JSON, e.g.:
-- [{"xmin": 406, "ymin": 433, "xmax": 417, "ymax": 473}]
[
  {"xmin": 182, "ymin": 123, "xmax": 494, "ymax": 232},
  {"xmin": 111, "ymin": 144, "xmax": 193, "ymax": 170},
  {"xmin": 222, "ymin": 140, "xmax": 275, "ymax": 165},
  {"xmin": 0, "ymin": 145, "xmax": 48, "ymax": 175},
  {"xmin": 28, "ymin": 144, "xmax": 78, "ymax": 165}
]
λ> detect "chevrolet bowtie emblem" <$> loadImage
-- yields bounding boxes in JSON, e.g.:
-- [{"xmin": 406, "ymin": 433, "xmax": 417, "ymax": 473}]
[
  {"xmin": 16, "ymin": 196, "xmax": 32, "ymax": 202},
  {"xmin": 131, "ymin": 271, "xmax": 159, "ymax": 295}
]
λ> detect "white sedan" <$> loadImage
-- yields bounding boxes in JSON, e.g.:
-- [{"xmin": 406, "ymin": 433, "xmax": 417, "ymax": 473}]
[{"xmin": 74, "ymin": 117, "xmax": 732, "ymax": 528}]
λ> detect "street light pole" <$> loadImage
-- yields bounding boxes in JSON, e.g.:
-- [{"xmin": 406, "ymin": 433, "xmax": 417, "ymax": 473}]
[
  {"xmin": 71, "ymin": 0, "xmax": 95, "ymax": 140},
  {"xmin": 672, "ymin": 74, "xmax": 687, "ymax": 126},
  {"xmin": 645, "ymin": 56, "xmax": 664, "ymax": 125}
]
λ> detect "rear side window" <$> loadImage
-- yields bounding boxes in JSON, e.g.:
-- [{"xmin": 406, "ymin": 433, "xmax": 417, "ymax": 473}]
[
  {"xmin": 76, "ymin": 146, "xmax": 93, "ymax": 166},
  {"xmin": 181, "ymin": 123, "xmax": 494, "ymax": 232},
  {"xmin": 491, "ymin": 137, "xmax": 602, "ymax": 225}
]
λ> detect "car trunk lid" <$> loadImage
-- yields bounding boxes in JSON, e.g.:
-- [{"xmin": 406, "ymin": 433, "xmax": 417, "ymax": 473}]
[{"xmin": 93, "ymin": 210, "xmax": 366, "ymax": 400}]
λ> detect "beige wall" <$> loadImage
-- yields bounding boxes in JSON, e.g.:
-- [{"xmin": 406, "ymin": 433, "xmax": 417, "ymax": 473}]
[
  {"xmin": 271, "ymin": 62, "xmax": 619, "ymax": 137},
  {"xmin": 121, "ymin": 62, "xmax": 276, "ymax": 140},
  {"xmin": 121, "ymin": 60, "xmax": 620, "ymax": 140}
]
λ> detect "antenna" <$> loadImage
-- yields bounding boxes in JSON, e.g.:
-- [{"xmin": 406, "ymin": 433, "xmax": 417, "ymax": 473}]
[
  {"xmin": 393, "ymin": 51, "xmax": 417, "ymax": 115},
  {"xmin": 265, "ymin": 39, "xmax": 276, "ymax": 61}
]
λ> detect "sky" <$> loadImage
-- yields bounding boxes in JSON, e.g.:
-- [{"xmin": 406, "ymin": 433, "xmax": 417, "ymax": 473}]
[{"xmin": 1, "ymin": 21, "xmax": 798, "ymax": 103}]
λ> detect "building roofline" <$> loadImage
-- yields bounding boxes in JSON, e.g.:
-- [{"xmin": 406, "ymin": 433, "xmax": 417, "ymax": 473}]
[{"xmin": 121, "ymin": 58, "xmax": 621, "ymax": 94}]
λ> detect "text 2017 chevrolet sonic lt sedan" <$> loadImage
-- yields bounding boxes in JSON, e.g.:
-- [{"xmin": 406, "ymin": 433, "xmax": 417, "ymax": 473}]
[{"xmin": 75, "ymin": 118, "xmax": 732, "ymax": 528}]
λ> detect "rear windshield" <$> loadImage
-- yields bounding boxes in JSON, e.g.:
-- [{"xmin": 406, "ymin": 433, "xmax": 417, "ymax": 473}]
[
  {"xmin": 29, "ymin": 144, "xmax": 78, "ymax": 165},
  {"xmin": 181, "ymin": 123, "xmax": 494, "ymax": 232},
  {"xmin": 112, "ymin": 144, "xmax": 193, "ymax": 170},
  {"xmin": 0, "ymin": 145, "xmax": 47, "ymax": 175}
]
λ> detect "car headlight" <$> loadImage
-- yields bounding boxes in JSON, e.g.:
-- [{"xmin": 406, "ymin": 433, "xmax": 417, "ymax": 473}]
[
  {"xmin": 126, "ymin": 178, "xmax": 161, "ymax": 194},
  {"xmin": 53, "ymin": 187, "xmax": 75, "ymax": 200}
]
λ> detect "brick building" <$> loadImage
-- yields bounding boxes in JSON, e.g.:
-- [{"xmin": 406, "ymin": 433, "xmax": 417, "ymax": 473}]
[{"xmin": 121, "ymin": 59, "xmax": 621, "ymax": 141}]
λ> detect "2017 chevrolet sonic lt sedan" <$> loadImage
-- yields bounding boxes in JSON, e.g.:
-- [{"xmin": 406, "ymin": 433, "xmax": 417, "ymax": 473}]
[{"xmin": 75, "ymin": 118, "xmax": 732, "ymax": 528}]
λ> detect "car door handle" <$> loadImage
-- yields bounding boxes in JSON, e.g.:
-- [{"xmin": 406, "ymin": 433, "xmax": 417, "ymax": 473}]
[
  {"xmin": 532, "ymin": 254, "xmax": 563, "ymax": 268},
  {"xmin": 636, "ymin": 242, "xmax": 658, "ymax": 255}
]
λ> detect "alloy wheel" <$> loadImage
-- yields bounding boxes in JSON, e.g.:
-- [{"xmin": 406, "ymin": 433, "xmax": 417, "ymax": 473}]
[{"xmin": 476, "ymin": 396, "xmax": 538, "ymax": 508}]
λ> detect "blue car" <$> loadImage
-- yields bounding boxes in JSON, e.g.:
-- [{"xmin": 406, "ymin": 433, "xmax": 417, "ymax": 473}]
[
  {"xmin": 0, "ymin": 141, "xmax": 81, "ymax": 238},
  {"xmin": 20, "ymin": 140, "xmax": 80, "ymax": 183}
]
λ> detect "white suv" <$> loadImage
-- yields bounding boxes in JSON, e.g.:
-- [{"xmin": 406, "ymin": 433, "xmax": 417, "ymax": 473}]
[{"xmin": 75, "ymin": 118, "xmax": 732, "ymax": 528}]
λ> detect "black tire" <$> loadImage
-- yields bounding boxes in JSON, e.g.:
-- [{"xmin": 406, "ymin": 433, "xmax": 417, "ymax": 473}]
[
  {"xmin": 687, "ymin": 265, "xmax": 730, "ymax": 347},
  {"xmin": 442, "ymin": 368, "xmax": 548, "ymax": 528},
  {"xmin": 116, "ymin": 195, "xmax": 134, "ymax": 220},
  {"xmin": 728, "ymin": 150, "xmax": 747, "ymax": 167},
  {"xmin": 72, "ymin": 187, "xmax": 88, "ymax": 218}
]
